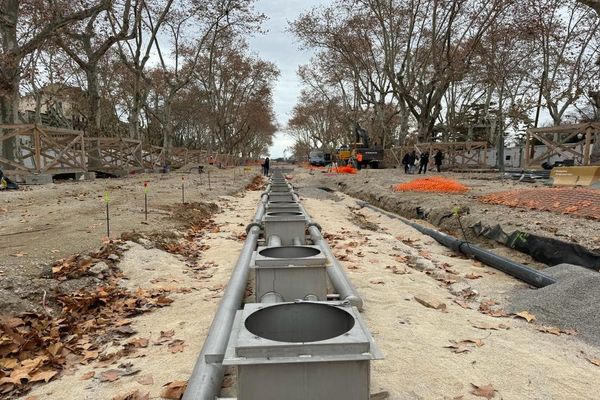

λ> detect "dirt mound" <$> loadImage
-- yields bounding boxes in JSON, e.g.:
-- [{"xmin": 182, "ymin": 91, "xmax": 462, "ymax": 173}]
[
  {"xmin": 393, "ymin": 176, "xmax": 469, "ymax": 193},
  {"xmin": 166, "ymin": 202, "xmax": 219, "ymax": 228}
]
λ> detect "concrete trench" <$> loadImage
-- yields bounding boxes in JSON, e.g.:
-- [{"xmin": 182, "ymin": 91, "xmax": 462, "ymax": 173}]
[{"xmin": 183, "ymin": 169, "xmax": 382, "ymax": 400}]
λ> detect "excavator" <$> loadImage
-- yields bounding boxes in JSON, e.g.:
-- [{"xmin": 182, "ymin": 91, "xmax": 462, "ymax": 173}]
[{"xmin": 336, "ymin": 123, "xmax": 384, "ymax": 168}]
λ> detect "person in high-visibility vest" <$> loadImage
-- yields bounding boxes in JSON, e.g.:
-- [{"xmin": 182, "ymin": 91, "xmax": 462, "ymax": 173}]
[{"xmin": 356, "ymin": 151, "xmax": 363, "ymax": 170}]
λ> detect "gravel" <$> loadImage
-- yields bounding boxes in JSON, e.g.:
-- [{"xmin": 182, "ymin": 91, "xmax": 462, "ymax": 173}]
[{"xmin": 508, "ymin": 263, "xmax": 600, "ymax": 347}]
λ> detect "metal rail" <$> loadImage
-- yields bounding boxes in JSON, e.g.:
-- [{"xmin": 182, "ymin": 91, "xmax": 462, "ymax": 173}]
[{"xmin": 183, "ymin": 190, "xmax": 268, "ymax": 400}]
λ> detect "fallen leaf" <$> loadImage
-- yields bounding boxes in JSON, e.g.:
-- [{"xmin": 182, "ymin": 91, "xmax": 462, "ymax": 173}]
[
  {"xmin": 465, "ymin": 273, "xmax": 483, "ymax": 279},
  {"xmin": 586, "ymin": 357, "xmax": 600, "ymax": 367},
  {"xmin": 156, "ymin": 296, "xmax": 174, "ymax": 306},
  {"xmin": 129, "ymin": 337, "xmax": 149, "ymax": 348},
  {"xmin": 168, "ymin": 339, "xmax": 185, "ymax": 353},
  {"xmin": 414, "ymin": 295, "xmax": 446, "ymax": 311},
  {"xmin": 537, "ymin": 326, "xmax": 561, "ymax": 336},
  {"xmin": 136, "ymin": 374, "xmax": 154, "ymax": 385},
  {"xmin": 30, "ymin": 370, "xmax": 57, "ymax": 383},
  {"xmin": 160, "ymin": 330, "xmax": 175, "ymax": 339},
  {"xmin": 100, "ymin": 370, "xmax": 121, "ymax": 382},
  {"xmin": 161, "ymin": 380, "xmax": 188, "ymax": 399},
  {"xmin": 515, "ymin": 311, "xmax": 536, "ymax": 323},
  {"xmin": 471, "ymin": 383, "xmax": 496, "ymax": 399},
  {"xmin": 445, "ymin": 339, "xmax": 485, "ymax": 353},
  {"xmin": 83, "ymin": 350, "xmax": 99, "ymax": 362},
  {"xmin": 80, "ymin": 371, "xmax": 95, "ymax": 380},
  {"xmin": 369, "ymin": 279, "xmax": 385, "ymax": 285},
  {"xmin": 471, "ymin": 322, "xmax": 510, "ymax": 331}
]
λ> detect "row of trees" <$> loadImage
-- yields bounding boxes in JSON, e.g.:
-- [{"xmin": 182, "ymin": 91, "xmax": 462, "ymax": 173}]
[
  {"xmin": 0, "ymin": 0, "xmax": 278, "ymax": 162},
  {"xmin": 287, "ymin": 0, "xmax": 600, "ymax": 164}
]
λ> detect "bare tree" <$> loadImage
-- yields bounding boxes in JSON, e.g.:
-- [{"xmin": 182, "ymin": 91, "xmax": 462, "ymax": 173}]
[
  {"xmin": 57, "ymin": 0, "xmax": 138, "ymax": 136},
  {"xmin": 0, "ymin": 0, "xmax": 110, "ymax": 162}
]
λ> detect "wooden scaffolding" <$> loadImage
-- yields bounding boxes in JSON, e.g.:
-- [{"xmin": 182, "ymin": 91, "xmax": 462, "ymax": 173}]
[
  {"xmin": 0, "ymin": 124, "xmax": 86, "ymax": 173},
  {"xmin": 525, "ymin": 123, "xmax": 599, "ymax": 167}
]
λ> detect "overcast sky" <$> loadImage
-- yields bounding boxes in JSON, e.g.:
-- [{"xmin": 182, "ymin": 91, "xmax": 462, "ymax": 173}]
[{"xmin": 247, "ymin": 0, "xmax": 326, "ymax": 158}]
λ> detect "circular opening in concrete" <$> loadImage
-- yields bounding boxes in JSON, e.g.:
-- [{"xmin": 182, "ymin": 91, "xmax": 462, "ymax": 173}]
[
  {"xmin": 258, "ymin": 246, "xmax": 320, "ymax": 259},
  {"xmin": 245, "ymin": 303, "xmax": 355, "ymax": 342},
  {"xmin": 266, "ymin": 211, "xmax": 303, "ymax": 217}
]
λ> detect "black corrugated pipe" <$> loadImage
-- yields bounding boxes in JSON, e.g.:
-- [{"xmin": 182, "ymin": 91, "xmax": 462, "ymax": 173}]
[{"xmin": 356, "ymin": 201, "xmax": 556, "ymax": 288}]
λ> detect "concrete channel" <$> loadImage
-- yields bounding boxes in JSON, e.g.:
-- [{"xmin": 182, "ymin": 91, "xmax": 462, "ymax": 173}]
[{"xmin": 183, "ymin": 169, "xmax": 382, "ymax": 400}]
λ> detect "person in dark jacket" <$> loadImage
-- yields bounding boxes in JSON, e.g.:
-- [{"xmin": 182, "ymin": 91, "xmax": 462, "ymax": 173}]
[
  {"xmin": 434, "ymin": 150, "xmax": 443, "ymax": 172},
  {"xmin": 409, "ymin": 151, "xmax": 417, "ymax": 174},
  {"xmin": 402, "ymin": 153, "xmax": 410, "ymax": 174},
  {"xmin": 262, "ymin": 157, "xmax": 270, "ymax": 176},
  {"xmin": 418, "ymin": 151, "xmax": 429, "ymax": 174}
]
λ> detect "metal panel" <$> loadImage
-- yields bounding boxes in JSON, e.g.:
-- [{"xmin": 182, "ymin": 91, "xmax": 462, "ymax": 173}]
[
  {"xmin": 263, "ymin": 213, "xmax": 307, "ymax": 245},
  {"xmin": 254, "ymin": 264, "xmax": 327, "ymax": 302}
]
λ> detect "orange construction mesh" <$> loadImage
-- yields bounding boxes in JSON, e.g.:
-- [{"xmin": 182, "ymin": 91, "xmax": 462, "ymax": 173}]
[
  {"xmin": 393, "ymin": 176, "xmax": 469, "ymax": 193},
  {"xmin": 479, "ymin": 188, "xmax": 600, "ymax": 220},
  {"xmin": 334, "ymin": 165, "xmax": 358, "ymax": 174}
]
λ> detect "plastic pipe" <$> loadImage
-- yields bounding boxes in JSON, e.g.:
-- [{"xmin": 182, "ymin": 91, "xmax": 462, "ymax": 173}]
[
  {"xmin": 183, "ymin": 200, "xmax": 266, "ymax": 400},
  {"xmin": 356, "ymin": 201, "xmax": 555, "ymax": 288}
]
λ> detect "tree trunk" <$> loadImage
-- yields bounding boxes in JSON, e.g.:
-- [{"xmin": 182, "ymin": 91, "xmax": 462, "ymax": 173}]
[
  {"xmin": 85, "ymin": 65, "xmax": 101, "ymax": 135},
  {"xmin": 0, "ymin": 0, "xmax": 20, "ymax": 164}
]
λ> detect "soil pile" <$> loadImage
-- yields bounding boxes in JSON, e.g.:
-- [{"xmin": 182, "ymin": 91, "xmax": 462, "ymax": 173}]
[{"xmin": 508, "ymin": 263, "xmax": 600, "ymax": 346}]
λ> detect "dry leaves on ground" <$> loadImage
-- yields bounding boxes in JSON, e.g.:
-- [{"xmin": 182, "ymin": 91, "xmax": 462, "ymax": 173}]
[
  {"xmin": 0, "ymin": 272, "xmax": 176, "ymax": 397},
  {"xmin": 161, "ymin": 380, "xmax": 188, "ymax": 399},
  {"xmin": 471, "ymin": 383, "xmax": 496, "ymax": 399},
  {"xmin": 445, "ymin": 339, "xmax": 485, "ymax": 354},
  {"xmin": 471, "ymin": 321, "xmax": 510, "ymax": 331},
  {"xmin": 515, "ymin": 311, "xmax": 536, "ymax": 323}
]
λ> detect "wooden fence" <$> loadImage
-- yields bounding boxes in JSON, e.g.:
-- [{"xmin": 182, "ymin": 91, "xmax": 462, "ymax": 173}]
[
  {"xmin": 0, "ymin": 124, "xmax": 86, "ymax": 173},
  {"xmin": 525, "ymin": 123, "xmax": 599, "ymax": 167}
]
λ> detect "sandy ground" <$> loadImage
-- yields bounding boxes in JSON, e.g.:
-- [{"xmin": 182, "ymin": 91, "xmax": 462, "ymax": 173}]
[
  {"xmin": 25, "ymin": 191, "xmax": 261, "ymax": 399},
  {"xmin": 299, "ymin": 189, "xmax": 600, "ymax": 400},
  {"xmin": 0, "ymin": 167, "xmax": 257, "ymax": 314},
  {"xmin": 5, "ymin": 165, "xmax": 600, "ymax": 399}
]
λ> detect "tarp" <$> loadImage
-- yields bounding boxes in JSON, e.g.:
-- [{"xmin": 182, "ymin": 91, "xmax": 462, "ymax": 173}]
[{"xmin": 473, "ymin": 222, "xmax": 600, "ymax": 271}]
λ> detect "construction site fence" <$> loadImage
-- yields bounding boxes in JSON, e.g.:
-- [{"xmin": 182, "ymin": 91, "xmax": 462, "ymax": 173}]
[{"xmin": 0, "ymin": 124, "xmax": 259, "ymax": 174}]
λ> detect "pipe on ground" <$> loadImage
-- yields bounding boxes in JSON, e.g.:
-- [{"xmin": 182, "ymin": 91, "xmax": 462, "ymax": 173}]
[
  {"xmin": 290, "ymin": 192, "xmax": 364, "ymax": 310},
  {"xmin": 356, "ymin": 201, "xmax": 556, "ymax": 288},
  {"xmin": 183, "ymin": 198, "xmax": 266, "ymax": 400}
]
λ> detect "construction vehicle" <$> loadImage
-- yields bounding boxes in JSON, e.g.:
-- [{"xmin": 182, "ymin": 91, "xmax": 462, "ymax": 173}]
[{"xmin": 335, "ymin": 123, "xmax": 384, "ymax": 168}]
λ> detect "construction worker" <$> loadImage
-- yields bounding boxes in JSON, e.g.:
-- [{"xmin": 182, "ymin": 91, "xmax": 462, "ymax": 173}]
[
  {"xmin": 356, "ymin": 151, "xmax": 363, "ymax": 170},
  {"xmin": 418, "ymin": 151, "xmax": 430, "ymax": 174},
  {"xmin": 434, "ymin": 150, "xmax": 444, "ymax": 172},
  {"xmin": 262, "ymin": 157, "xmax": 270, "ymax": 176}
]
